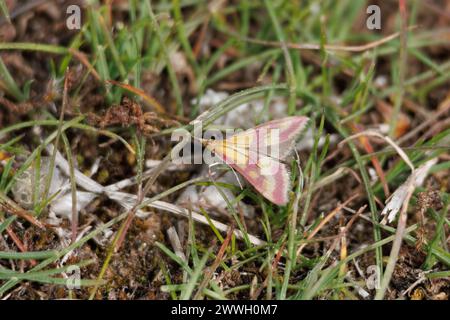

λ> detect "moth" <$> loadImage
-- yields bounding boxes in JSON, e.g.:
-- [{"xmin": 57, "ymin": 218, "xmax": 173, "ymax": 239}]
[{"xmin": 202, "ymin": 116, "xmax": 309, "ymax": 205}]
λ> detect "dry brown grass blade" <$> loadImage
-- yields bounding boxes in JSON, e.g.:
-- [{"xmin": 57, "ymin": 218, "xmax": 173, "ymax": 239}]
[
  {"xmin": 5, "ymin": 226, "xmax": 36, "ymax": 266},
  {"xmin": 397, "ymin": 95, "xmax": 450, "ymax": 145},
  {"xmin": 193, "ymin": 225, "xmax": 234, "ymax": 300},
  {"xmin": 339, "ymin": 205, "xmax": 366, "ymax": 277},
  {"xmin": 252, "ymin": 241, "xmax": 287, "ymax": 300},
  {"xmin": 68, "ymin": 48, "xmax": 101, "ymax": 82},
  {"xmin": 351, "ymin": 124, "xmax": 390, "ymax": 197},
  {"xmin": 340, "ymin": 130, "xmax": 415, "ymax": 172},
  {"xmin": 227, "ymin": 26, "xmax": 418, "ymax": 52},
  {"xmin": 193, "ymin": 16, "xmax": 210, "ymax": 58},
  {"xmin": 107, "ymin": 80, "xmax": 166, "ymax": 114},
  {"xmin": 296, "ymin": 193, "xmax": 359, "ymax": 258},
  {"xmin": 0, "ymin": 191, "xmax": 46, "ymax": 230}
]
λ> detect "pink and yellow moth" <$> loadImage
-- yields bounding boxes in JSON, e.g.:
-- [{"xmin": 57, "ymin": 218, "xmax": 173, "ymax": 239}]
[{"xmin": 202, "ymin": 116, "xmax": 309, "ymax": 205}]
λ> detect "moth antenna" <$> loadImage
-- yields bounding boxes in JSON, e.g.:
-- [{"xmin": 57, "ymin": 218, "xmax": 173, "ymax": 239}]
[
  {"xmin": 229, "ymin": 165, "xmax": 244, "ymax": 190},
  {"xmin": 208, "ymin": 162, "xmax": 243, "ymax": 190}
]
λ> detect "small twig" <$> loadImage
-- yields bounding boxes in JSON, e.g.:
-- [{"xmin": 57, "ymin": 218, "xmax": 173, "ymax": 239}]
[
  {"xmin": 167, "ymin": 226, "xmax": 186, "ymax": 262},
  {"xmin": 0, "ymin": 192, "xmax": 45, "ymax": 230},
  {"xmin": 39, "ymin": 69, "xmax": 71, "ymax": 219},
  {"xmin": 351, "ymin": 124, "xmax": 390, "ymax": 197},
  {"xmin": 422, "ymin": 0, "xmax": 450, "ymax": 21},
  {"xmin": 193, "ymin": 16, "xmax": 210, "ymax": 58},
  {"xmin": 339, "ymin": 206, "xmax": 366, "ymax": 277},
  {"xmin": 389, "ymin": 0, "xmax": 409, "ymax": 138},
  {"xmin": 68, "ymin": 49, "xmax": 101, "ymax": 82},
  {"xmin": 223, "ymin": 26, "xmax": 417, "ymax": 52},
  {"xmin": 5, "ymin": 225, "xmax": 38, "ymax": 267},
  {"xmin": 396, "ymin": 96, "xmax": 450, "ymax": 146},
  {"xmin": 252, "ymin": 241, "xmax": 286, "ymax": 300},
  {"xmin": 401, "ymin": 272, "xmax": 428, "ymax": 297},
  {"xmin": 193, "ymin": 226, "xmax": 234, "ymax": 300},
  {"xmin": 296, "ymin": 194, "xmax": 359, "ymax": 258},
  {"xmin": 58, "ymin": 74, "xmax": 78, "ymax": 244},
  {"xmin": 106, "ymin": 80, "xmax": 166, "ymax": 114},
  {"xmin": 375, "ymin": 179, "xmax": 415, "ymax": 300}
]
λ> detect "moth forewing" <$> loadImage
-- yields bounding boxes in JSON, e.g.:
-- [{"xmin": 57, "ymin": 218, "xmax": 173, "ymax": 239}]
[
  {"xmin": 265, "ymin": 128, "xmax": 281, "ymax": 168},
  {"xmin": 231, "ymin": 159, "xmax": 291, "ymax": 205},
  {"xmin": 202, "ymin": 116, "xmax": 309, "ymax": 205},
  {"xmin": 219, "ymin": 126, "xmax": 282, "ymax": 165},
  {"xmin": 257, "ymin": 156, "xmax": 282, "ymax": 176},
  {"xmin": 257, "ymin": 116, "xmax": 309, "ymax": 159},
  {"xmin": 230, "ymin": 133, "xmax": 251, "ymax": 165}
]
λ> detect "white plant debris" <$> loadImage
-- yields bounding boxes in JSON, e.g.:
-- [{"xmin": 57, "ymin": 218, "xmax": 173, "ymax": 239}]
[
  {"xmin": 368, "ymin": 167, "xmax": 378, "ymax": 183},
  {"xmin": 145, "ymin": 159, "xmax": 192, "ymax": 171},
  {"xmin": 177, "ymin": 168, "xmax": 255, "ymax": 218},
  {"xmin": 50, "ymin": 191, "xmax": 97, "ymax": 218},
  {"xmin": 345, "ymin": 274, "xmax": 370, "ymax": 299},
  {"xmin": 374, "ymin": 75, "xmax": 388, "ymax": 88},
  {"xmin": 45, "ymin": 144, "xmax": 264, "ymax": 246},
  {"xmin": 381, "ymin": 158, "xmax": 437, "ymax": 224},
  {"xmin": 166, "ymin": 226, "xmax": 186, "ymax": 262},
  {"xmin": 339, "ymin": 130, "xmax": 438, "ymax": 226}
]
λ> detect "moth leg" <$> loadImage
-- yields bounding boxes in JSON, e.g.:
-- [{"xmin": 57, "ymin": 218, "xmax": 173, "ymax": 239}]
[
  {"xmin": 207, "ymin": 162, "xmax": 221, "ymax": 183},
  {"xmin": 207, "ymin": 162, "xmax": 220, "ymax": 176},
  {"xmin": 228, "ymin": 165, "xmax": 244, "ymax": 190}
]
